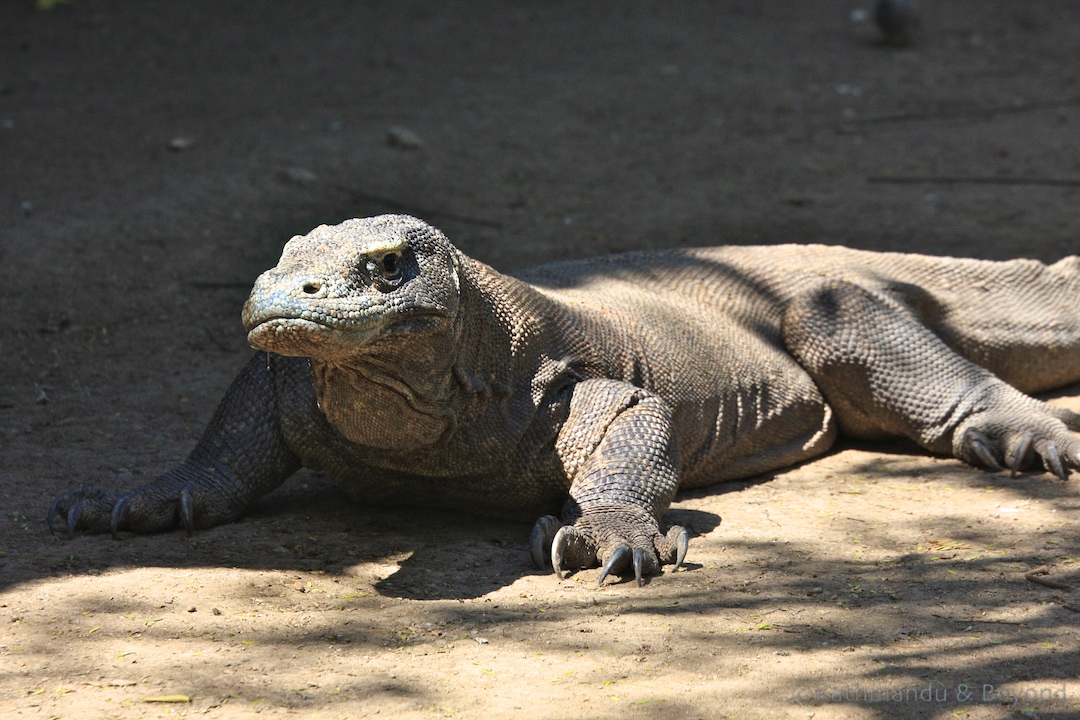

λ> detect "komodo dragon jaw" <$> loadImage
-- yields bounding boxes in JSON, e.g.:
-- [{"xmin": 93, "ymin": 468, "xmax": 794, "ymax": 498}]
[{"xmin": 242, "ymin": 215, "xmax": 460, "ymax": 359}]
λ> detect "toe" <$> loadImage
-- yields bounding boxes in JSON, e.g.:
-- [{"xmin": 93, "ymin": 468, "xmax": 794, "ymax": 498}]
[
  {"xmin": 1037, "ymin": 441, "xmax": 1070, "ymax": 481},
  {"xmin": 657, "ymin": 525, "xmax": 690, "ymax": 571},
  {"xmin": 597, "ymin": 543, "xmax": 632, "ymax": 586},
  {"xmin": 550, "ymin": 524, "xmax": 596, "ymax": 579},
  {"xmin": 961, "ymin": 428, "xmax": 1003, "ymax": 471},
  {"xmin": 529, "ymin": 515, "xmax": 563, "ymax": 569},
  {"xmin": 1005, "ymin": 432, "xmax": 1034, "ymax": 477}
]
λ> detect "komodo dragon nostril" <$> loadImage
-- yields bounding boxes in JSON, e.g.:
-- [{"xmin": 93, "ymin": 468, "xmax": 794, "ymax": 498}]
[{"xmin": 301, "ymin": 282, "xmax": 322, "ymax": 295}]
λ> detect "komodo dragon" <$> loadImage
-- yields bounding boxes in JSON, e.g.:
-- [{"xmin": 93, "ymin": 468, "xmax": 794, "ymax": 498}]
[{"xmin": 49, "ymin": 215, "xmax": 1080, "ymax": 585}]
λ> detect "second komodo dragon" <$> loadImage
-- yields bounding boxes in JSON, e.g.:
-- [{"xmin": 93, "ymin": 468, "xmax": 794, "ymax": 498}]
[{"xmin": 50, "ymin": 215, "xmax": 1080, "ymax": 584}]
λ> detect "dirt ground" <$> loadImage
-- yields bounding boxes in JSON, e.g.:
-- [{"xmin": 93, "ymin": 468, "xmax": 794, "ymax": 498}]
[{"xmin": 2, "ymin": 2, "xmax": 1079, "ymax": 718}]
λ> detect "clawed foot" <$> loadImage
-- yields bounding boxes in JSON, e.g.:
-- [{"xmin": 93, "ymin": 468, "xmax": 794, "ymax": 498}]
[
  {"xmin": 529, "ymin": 514, "xmax": 688, "ymax": 586},
  {"xmin": 48, "ymin": 474, "xmax": 244, "ymax": 538},
  {"xmin": 48, "ymin": 486, "xmax": 190, "ymax": 538},
  {"xmin": 47, "ymin": 487, "xmax": 124, "ymax": 538},
  {"xmin": 956, "ymin": 402, "xmax": 1080, "ymax": 481}
]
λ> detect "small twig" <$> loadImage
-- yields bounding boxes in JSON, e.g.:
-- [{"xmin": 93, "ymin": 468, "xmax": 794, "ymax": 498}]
[
  {"xmin": 1025, "ymin": 565, "xmax": 1073, "ymax": 591},
  {"xmin": 867, "ymin": 176, "xmax": 1080, "ymax": 188},
  {"xmin": 845, "ymin": 97, "xmax": 1080, "ymax": 127},
  {"xmin": 931, "ymin": 614, "xmax": 1027, "ymax": 626},
  {"xmin": 333, "ymin": 186, "xmax": 502, "ymax": 229}
]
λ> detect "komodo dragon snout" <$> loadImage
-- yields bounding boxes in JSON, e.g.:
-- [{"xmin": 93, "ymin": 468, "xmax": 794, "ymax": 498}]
[{"xmin": 243, "ymin": 215, "xmax": 460, "ymax": 359}]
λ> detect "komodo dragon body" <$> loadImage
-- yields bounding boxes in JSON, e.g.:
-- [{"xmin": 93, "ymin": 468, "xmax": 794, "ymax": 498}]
[{"xmin": 50, "ymin": 215, "xmax": 1080, "ymax": 584}]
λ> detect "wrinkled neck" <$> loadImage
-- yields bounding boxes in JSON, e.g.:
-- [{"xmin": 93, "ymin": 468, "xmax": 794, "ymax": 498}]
[
  {"xmin": 308, "ymin": 254, "xmax": 564, "ymax": 451},
  {"xmin": 309, "ymin": 322, "xmax": 460, "ymax": 449}
]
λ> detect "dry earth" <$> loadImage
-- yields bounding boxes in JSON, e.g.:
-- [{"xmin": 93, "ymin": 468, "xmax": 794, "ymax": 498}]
[{"xmin": 2, "ymin": 2, "xmax": 1079, "ymax": 719}]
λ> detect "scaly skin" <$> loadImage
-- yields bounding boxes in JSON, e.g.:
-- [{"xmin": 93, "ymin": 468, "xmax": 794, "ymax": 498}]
[{"xmin": 50, "ymin": 215, "xmax": 1080, "ymax": 585}]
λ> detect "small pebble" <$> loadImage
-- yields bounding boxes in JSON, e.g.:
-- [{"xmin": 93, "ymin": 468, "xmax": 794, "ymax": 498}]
[
  {"xmin": 282, "ymin": 167, "xmax": 319, "ymax": 185},
  {"xmin": 168, "ymin": 136, "xmax": 195, "ymax": 152},
  {"xmin": 386, "ymin": 125, "xmax": 423, "ymax": 150}
]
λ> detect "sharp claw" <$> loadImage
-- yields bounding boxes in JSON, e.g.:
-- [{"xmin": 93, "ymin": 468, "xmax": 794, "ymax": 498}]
[
  {"xmin": 1044, "ymin": 443, "xmax": 1069, "ymax": 481},
  {"xmin": 968, "ymin": 434, "xmax": 1003, "ymax": 471},
  {"xmin": 673, "ymin": 527, "xmax": 689, "ymax": 571},
  {"xmin": 1009, "ymin": 433, "xmax": 1033, "ymax": 478},
  {"xmin": 633, "ymin": 547, "xmax": 645, "ymax": 587},
  {"xmin": 110, "ymin": 496, "xmax": 131, "ymax": 540},
  {"xmin": 551, "ymin": 526, "xmax": 571, "ymax": 579},
  {"xmin": 66, "ymin": 502, "xmax": 83, "ymax": 538},
  {"xmin": 180, "ymin": 486, "xmax": 195, "ymax": 536},
  {"xmin": 47, "ymin": 498, "xmax": 65, "ymax": 537},
  {"xmin": 597, "ymin": 543, "xmax": 631, "ymax": 586},
  {"xmin": 530, "ymin": 515, "xmax": 561, "ymax": 570}
]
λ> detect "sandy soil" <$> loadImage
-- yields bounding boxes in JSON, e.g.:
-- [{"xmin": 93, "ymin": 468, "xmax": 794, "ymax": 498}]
[{"xmin": 2, "ymin": 2, "xmax": 1079, "ymax": 718}]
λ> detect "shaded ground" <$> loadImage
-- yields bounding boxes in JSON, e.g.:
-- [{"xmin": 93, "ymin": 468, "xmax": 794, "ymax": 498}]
[{"xmin": 2, "ymin": 2, "xmax": 1079, "ymax": 718}]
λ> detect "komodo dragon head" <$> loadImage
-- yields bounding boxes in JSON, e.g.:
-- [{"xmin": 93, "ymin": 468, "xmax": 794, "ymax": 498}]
[{"xmin": 243, "ymin": 214, "xmax": 462, "ymax": 361}]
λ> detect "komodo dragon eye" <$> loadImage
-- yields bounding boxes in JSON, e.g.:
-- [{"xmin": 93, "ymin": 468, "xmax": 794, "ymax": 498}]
[
  {"xmin": 365, "ymin": 251, "xmax": 403, "ymax": 287},
  {"xmin": 380, "ymin": 252, "xmax": 400, "ymax": 279}
]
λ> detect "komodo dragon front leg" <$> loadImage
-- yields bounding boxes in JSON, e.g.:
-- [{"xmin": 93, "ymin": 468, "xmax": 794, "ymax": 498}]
[
  {"xmin": 530, "ymin": 379, "xmax": 689, "ymax": 586},
  {"xmin": 782, "ymin": 280, "xmax": 1080, "ymax": 477},
  {"xmin": 48, "ymin": 353, "xmax": 301, "ymax": 535}
]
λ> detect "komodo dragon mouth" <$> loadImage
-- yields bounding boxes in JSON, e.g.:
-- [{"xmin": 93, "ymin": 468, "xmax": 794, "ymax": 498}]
[
  {"xmin": 242, "ymin": 291, "xmax": 418, "ymax": 358},
  {"xmin": 244, "ymin": 315, "xmax": 342, "ymax": 356},
  {"xmin": 242, "ymin": 278, "xmax": 455, "ymax": 359}
]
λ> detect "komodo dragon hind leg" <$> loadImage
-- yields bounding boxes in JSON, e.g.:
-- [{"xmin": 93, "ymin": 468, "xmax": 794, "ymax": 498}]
[
  {"xmin": 529, "ymin": 379, "xmax": 689, "ymax": 586},
  {"xmin": 782, "ymin": 280, "xmax": 1080, "ymax": 479}
]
